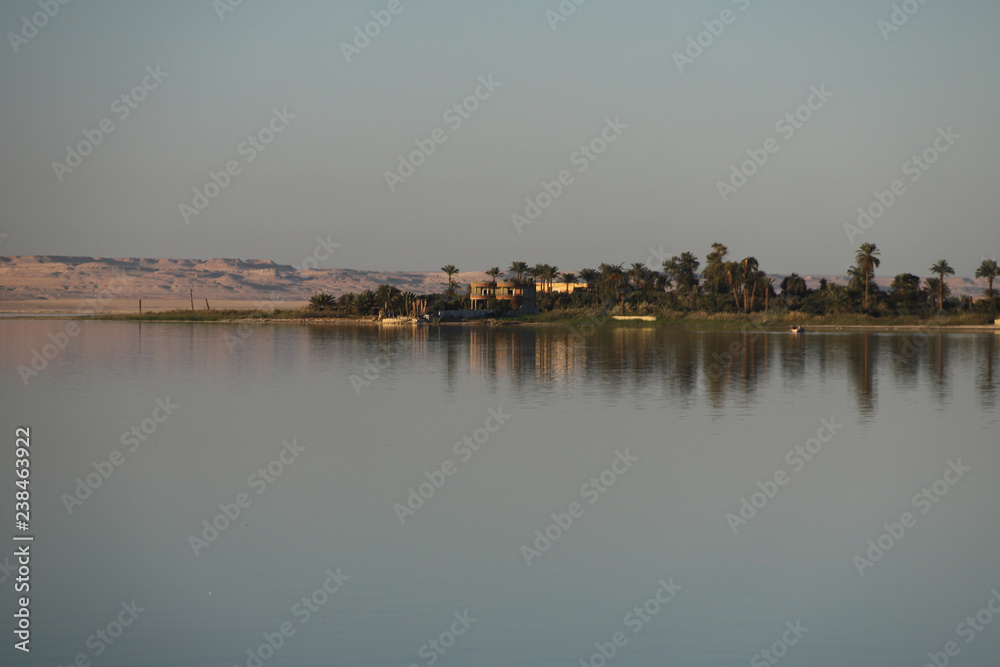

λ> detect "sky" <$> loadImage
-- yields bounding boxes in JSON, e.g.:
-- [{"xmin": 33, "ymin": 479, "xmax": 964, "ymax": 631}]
[{"xmin": 0, "ymin": 0, "xmax": 997, "ymax": 277}]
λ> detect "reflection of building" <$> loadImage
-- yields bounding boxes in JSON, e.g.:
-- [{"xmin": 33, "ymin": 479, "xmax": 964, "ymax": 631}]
[{"xmin": 470, "ymin": 282, "xmax": 536, "ymax": 311}]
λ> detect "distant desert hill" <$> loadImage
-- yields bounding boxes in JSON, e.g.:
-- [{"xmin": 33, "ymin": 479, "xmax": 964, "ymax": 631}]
[
  {"xmin": 0, "ymin": 256, "xmax": 989, "ymax": 305},
  {"xmin": 0, "ymin": 256, "xmax": 489, "ymax": 303}
]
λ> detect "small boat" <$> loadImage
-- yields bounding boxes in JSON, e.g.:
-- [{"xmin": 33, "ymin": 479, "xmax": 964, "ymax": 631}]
[{"xmin": 789, "ymin": 325, "xmax": 805, "ymax": 334}]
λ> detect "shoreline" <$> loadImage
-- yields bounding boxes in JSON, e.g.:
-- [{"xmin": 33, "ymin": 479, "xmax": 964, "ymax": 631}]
[{"xmin": 3, "ymin": 313, "xmax": 997, "ymax": 333}]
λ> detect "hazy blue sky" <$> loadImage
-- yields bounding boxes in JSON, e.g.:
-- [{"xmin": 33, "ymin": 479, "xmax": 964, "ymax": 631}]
[{"xmin": 1, "ymin": 0, "xmax": 997, "ymax": 276}]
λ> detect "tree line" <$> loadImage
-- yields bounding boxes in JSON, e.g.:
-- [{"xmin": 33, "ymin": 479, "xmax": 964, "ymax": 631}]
[{"xmin": 309, "ymin": 245, "xmax": 999, "ymax": 318}]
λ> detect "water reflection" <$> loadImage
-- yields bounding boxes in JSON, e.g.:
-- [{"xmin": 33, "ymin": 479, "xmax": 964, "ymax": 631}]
[
  {"xmin": 464, "ymin": 326, "xmax": 994, "ymax": 417},
  {"xmin": 2, "ymin": 321, "xmax": 994, "ymax": 419}
]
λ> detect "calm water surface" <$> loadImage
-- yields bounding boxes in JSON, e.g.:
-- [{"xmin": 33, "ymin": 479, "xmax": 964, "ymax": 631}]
[{"xmin": 0, "ymin": 321, "xmax": 998, "ymax": 666}]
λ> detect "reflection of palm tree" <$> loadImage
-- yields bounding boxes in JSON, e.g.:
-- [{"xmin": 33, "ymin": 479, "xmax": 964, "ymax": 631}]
[
  {"xmin": 929, "ymin": 260, "xmax": 955, "ymax": 310},
  {"xmin": 975, "ymin": 258, "xmax": 999, "ymax": 298},
  {"xmin": 855, "ymin": 243, "xmax": 881, "ymax": 310}
]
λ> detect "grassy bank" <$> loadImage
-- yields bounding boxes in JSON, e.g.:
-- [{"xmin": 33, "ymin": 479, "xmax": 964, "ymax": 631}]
[{"xmin": 92, "ymin": 308, "xmax": 371, "ymax": 323}]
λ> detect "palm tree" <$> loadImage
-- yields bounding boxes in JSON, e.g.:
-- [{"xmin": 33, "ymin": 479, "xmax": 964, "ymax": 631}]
[
  {"xmin": 546, "ymin": 265, "xmax": 558, "ymax": 293},
  {"xmin": 309, "ymin": 292, "xmax": 335, "ymax": 309},
  {"xmin": 486, "ymin": 267, "xmax": 503, "ymax": 285},
  {"xmin": 628, "ymin": 263, "xmax": 648, "ymax": 290},
  {"xmin": 534, "ymin": 264, "xmax": 557, "ymax": 293},
  {"xmin": 741, "ymin": 257, "xmax": 759, "ymax": 313},
  {"xmin": 929, "ymin": 259, "xmax": 955, "ymax": 310},
  {"xmin": 780, "ymin": 273, "xmax": 807, "ymax": 297},
  {"xmin": 724, "ymin": 261, "xmax": 743, "ymax": 310},
  {"xmin": 663, "ymin": 252, "xmax": 701, "ymax": 293},
  {"xmin": 924, "ymin": 277, "xmax": 948, "ymax": 306},
  {"xmin": 579, "ymin": 268, "xmax": 599, "ymax": 293},
  {"xmin": 703, "ymin": 242, "xmax": 729, "ymax": 294},
  {"xmin": 441, "ymin": 265, "xmax": 459, "ymax": 300},
  {"xmin": 560, "ymin": 272, "xmax": 577, "ymax": 294},
  {"xmin": 826, "ymin": 286, "xmax": 851, "ymax": 314},
  {"xmin": 975, "ymin": 258, "xmax": 999, "ymax": 298},
  {"xmin": 337, "ymin": 292, "xmax": 356, "ymax": 314},
  {"xmin": 530, "ymin": 264, "xmax": 546, "ymax": 290},
  {"xmin": 855, "ymin": 243, "xmax": 881, "ymax": 310},
  {"xmin": 890, "ymin": 273, "xmax": 921, "ymax": 303},
  {"xmin": 761, "ymin": 276, "xmax": 774, "ymax": 312},
  {"xmin": 401, "ymin": 291, "xmax": 417, "ymax": 316},
  {"xmin": 509, "ymin": 261, "xmax": 529, "ymax": 284},
  {"xmin": 847, "ymin": 266, "xmax": 866, "ymax": 292},
  {"xmin": 356, "ymin": 290, "xmax": 376, "ymax": 316},
  {"xmin": 375, "ymin": 284, "xmax": 401, "ymax": 316},
  {"xmin": 599, "ymin": 263, "xmax": 627, "ymax": 305}
]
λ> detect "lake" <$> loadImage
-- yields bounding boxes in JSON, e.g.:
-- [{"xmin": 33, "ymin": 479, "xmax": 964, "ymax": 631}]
[{"xmin": 1, "ymin": 320, "xmax": 998, "ymax": 666}]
